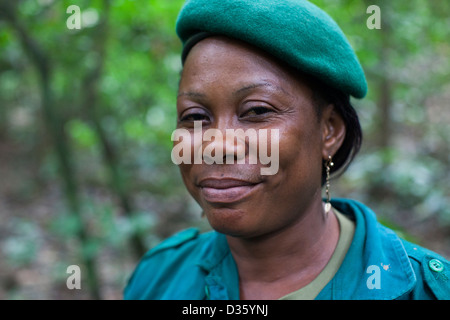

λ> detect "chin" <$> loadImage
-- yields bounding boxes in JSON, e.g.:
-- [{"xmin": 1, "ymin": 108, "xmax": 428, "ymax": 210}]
[{"xmin": 204, "ymin": 206, "xmax": 258, "ymax": 238}]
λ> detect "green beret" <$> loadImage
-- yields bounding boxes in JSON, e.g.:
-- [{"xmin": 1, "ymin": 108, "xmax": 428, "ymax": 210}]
[{"xmin": 176, "ymin": 0, "xmax": 368, "ymax": 99}]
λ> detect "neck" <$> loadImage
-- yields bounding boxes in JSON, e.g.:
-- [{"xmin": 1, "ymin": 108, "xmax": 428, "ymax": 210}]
[{"xmin": 226, "ymin": 197, "xmax": 340, "ymax": 299}]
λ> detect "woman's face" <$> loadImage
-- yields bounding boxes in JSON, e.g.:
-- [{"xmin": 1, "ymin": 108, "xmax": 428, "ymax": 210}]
[{"xmin": 176, "ymin": 37, "xmax": 343, "ymax": 239}]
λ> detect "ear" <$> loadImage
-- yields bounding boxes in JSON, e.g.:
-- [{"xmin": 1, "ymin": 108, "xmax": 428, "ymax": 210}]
[{"xmin": 320, "ymin": 104, "xmax": 346, "ymax": 160}]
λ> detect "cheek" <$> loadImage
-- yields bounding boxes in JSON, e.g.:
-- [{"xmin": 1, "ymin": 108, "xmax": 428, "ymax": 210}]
[
  {"xmin": 178, "ymin": 163, "xmax": 197, "ymax": 195},
  {"xmin": 278, "ymin": 124, "xmax": 322, "ymax": 172},
  {"xmin": 270, "ymin": 122, "xmax": 324, "ymax": 207},
  {"xmin": 257, "ymin": 125, "xmax": 323, "ymax": 223}
]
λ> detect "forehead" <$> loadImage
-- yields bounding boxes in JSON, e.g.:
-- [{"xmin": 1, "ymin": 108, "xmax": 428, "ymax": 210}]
[{"xmin": 179, "ymin": 37, "xmax": 311, "ymax": 97}]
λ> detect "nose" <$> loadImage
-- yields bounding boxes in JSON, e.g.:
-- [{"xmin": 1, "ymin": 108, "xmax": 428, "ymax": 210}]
[{"xmin": 201, "ymin": 126, "xmax": 249, "ymax": 165}]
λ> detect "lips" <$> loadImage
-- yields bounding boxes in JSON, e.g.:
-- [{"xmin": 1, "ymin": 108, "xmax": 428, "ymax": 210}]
[{"xmin": 198, "ymin": 178, "xmax": 261, "ymax": 204}]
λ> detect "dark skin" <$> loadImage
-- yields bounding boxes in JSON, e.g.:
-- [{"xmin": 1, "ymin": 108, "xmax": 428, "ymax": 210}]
[{"xmin": 176, "ymin": 36, "xmax": 346, "ymax": 299}]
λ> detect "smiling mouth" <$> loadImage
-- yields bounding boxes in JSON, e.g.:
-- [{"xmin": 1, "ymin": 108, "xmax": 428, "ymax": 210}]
[{"xmin": 198, "ymin": 178, "xmax": 262, "ymax": 204}]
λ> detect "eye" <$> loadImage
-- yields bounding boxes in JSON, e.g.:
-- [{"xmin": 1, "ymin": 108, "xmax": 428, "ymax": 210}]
[
  {"xmin": 178, "ymin": 106, "xmax": 211, "ymax": 126},
  {"xmin": 179, "ymin": 113, "xmax": 209, "ymax": 122},
  {"xmin": 241, "ymin": 106, "xmax": 274, "ymax": 117}
]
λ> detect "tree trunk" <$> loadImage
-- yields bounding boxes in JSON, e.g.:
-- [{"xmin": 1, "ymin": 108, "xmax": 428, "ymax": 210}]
[{"xmin": 81, "ymin": 0, "xmax": 147, "ymax": 257}]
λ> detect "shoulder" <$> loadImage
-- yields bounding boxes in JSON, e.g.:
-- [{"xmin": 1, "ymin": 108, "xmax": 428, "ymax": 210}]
[
  {"xmin": 332, "ymin": 198, "xmax": 450, "ymax": 300},
  {"xmin": 124, "ymin": 228, "xmax": 214, "ymax": 300},
  {"xmin": 400, "ymin": 239, "xmax": 450, "ymax": 300}
]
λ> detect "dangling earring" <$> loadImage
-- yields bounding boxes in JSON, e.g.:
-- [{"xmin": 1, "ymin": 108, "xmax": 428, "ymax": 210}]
[{"xmin": 324, "ymin": 155, "xmax": 334, "ymax": 214}]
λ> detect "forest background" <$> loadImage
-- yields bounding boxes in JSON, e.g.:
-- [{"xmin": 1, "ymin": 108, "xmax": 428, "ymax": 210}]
[{"xmin": 0, "ymin": 0, "xmax": 449, "ymax": 299}]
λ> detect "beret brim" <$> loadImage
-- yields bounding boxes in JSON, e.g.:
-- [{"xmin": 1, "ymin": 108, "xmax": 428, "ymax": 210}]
[{"xmin": 176, "ymin": 0, "xmax": 368, "ymax": 99}]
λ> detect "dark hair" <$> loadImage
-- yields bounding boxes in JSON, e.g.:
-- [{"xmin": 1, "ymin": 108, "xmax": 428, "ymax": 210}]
[{"xmin": 309, "ymin": 79, "xmax": 363, "ymax": 186}]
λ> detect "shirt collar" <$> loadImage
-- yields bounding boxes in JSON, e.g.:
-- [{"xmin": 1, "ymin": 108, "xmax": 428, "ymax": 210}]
[
  {"xmin": 197, "ymin": 232, "xmax": 240, "ymax": 300},
  {"xmin": 320, "ymin": 198, "xmax": 417, "ymax": 299}
]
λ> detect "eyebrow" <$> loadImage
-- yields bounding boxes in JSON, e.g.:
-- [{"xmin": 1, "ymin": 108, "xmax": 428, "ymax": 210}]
[
  {"xmin": 234, "ymin": 81, "xmax": 295, "ymax": 100},
  {"xmin": 234, "ymin": 82, "xmax": 278, "ymax": 94},
  {"xmin": 177, "ymin": 91, "xmax": 206, "ymax": 98},
  {"xmin": 178, "ymin": 81, "xmax": 292, "ymax": 99}
]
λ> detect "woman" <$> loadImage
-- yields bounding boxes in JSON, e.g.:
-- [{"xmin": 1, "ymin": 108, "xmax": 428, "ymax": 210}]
[{"xmin": 124, "ymin": 0, "xmax": 449, "ymax": 300}]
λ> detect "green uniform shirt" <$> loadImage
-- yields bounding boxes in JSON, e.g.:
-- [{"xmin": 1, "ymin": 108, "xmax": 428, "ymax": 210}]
[
  {"xmin": 124, "ymin": 198, "xmax": 450, "ymax": 300},
  {"xmin": 279, "ymin": 209, "xmax": 355, "ymax": 300}
]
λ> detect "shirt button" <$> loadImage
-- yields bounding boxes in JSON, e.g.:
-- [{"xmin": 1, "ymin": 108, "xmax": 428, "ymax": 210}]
[{"xmin": 428, "ymin": 259, "xmax": 444, "ymax": 273}]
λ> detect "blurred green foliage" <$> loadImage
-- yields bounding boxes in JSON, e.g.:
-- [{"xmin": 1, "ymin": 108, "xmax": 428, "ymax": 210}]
[{"xmin": 0, "ymin": 0, "xmax": 449, "ymax": 299}]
